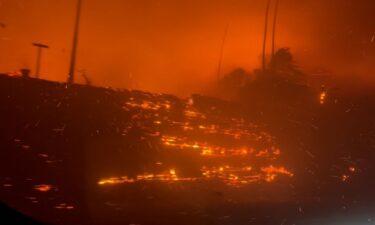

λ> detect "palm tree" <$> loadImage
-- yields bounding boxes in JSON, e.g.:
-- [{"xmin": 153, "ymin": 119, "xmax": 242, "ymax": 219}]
[{"xmin": 271, "ymin": 0, "xmax": 280, "ymax": 58}]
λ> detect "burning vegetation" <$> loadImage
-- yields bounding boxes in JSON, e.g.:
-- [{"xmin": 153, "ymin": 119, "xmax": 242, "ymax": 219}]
[
  {"xmin": 1, "ymin": 71, "xmax": 373, "ymax": 225},
  {"xmin": 95, "ymin": 83, "xmax": 294, "ymax": 187},
  {"xmin": 1, "ymin": 1, "xmax": 375, "ymax": 224}
]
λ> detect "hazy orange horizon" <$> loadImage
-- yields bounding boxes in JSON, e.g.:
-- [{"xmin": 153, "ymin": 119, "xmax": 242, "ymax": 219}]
[{"xmin": 1, "ymin": 0, "xmax": 375, "ymax": 96}]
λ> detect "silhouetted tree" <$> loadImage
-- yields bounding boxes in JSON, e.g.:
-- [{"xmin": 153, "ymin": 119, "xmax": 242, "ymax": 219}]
[
  {"xmin": 217, "ymin": 68, "xmax": 252, "ymax": 100},
  {"xmin": 269, "ymin": 48, "xmax": 305, "ymax": 84}
]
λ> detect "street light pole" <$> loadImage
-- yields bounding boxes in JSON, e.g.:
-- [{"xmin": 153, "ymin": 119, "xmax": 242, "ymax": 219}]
[
  {"xmin": 32, "ymin": 43, "xmax": 49, "ymax": 78},
  {"xmin": 262, "ymin": 0, "xmax": 272, "ymax": 72},
  {"xmin": 68, "ymin": 0, "xmax": 83, "ymax": 84},
  {"xmin": 217, "ymin": 25, "xmax": 229, "ymax": 83}
]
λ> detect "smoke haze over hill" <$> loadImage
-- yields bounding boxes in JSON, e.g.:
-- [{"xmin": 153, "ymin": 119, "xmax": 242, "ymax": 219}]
[{"xmin": 0, "ymin": 0, "xmax": 375, "ymax": 95}]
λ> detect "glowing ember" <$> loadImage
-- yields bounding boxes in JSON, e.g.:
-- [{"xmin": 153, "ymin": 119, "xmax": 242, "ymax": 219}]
[
  {"xmin": 54, "ymin": 203, "xmax": 74, "ymax": 210},
  {"xmin": 124, "ymin": 100, "xmax": 171, "ymax": 111},
  {"xmin": 98, "ymin": 165, "xmax": 293, "ymax": 187},
  {"xmin": 161, "ymin": 134, "xmax": 280, "ymax": 158},
  {"xmin": 33, "ymin": 184, "xmax": 52, "ymax": 192},
  {"xmin": 98, "ymin": 169, "xmax": 197, "ymax": 185},
  {"xmin": 98, "ymin": 94, "xmax": 294, "ymax": 188},
  {"xmin": 320, "ymin": 91, "xmax": 327, "ymax": 104},
  {"xmin": 184, "ymin": 109, "xmax": 206, "ymax": 119},
  {"xmin": 261, "ymin": 166, "xmax": 294, "ymax": 182},
  {"xmin": 341, "ymin": 174, "xmax": 350, "ymax": 182}
]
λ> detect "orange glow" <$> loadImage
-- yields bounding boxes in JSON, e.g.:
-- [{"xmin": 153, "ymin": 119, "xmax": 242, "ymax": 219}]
[
  {"xmin": 261, "ymin": 166, "xmax": 294, "ymax": 182},
  {"xmin": 320, "ymin": 91, "xmax": 327, "ymax": 104},
  {"xmin": 33, "ymin": 184, "xmax": 52, "ymax": 192},
  {"xmin": 161, "ymin": 134, "xmax": 280, "ymax": 158},
  {"xmin": 54, "ymin": 203, "xmax": 75, "ymax": 210},
  {"xmin": 184, "ymin": 110, "xmax": 206, "ymax": 119},
  {"xmin": 341, "ymin": 174, "xmax": 350, "ymax": 182},
  {"xmin": 98, "ymin": 165, "xmax": 293, "ymax": 187},
  {"xmin": 125, "ymin": 100, "xmax": 171, "ymax": 111},
  {"xmin": 98, "ymin": 169, "xmax": 197, "ymax": 185},
  {"xmin": 1, "ymin": 1, "xmax": 375, "ymax": 95},
  {"xmin": 98, "ymin": 92, "xmax": 293, "ymax": 188}
]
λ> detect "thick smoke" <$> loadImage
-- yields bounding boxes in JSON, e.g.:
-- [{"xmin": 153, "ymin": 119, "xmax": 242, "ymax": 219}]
[{"xmin": 0, "ymin": 0, "xmax": 374, "ymax": 96}]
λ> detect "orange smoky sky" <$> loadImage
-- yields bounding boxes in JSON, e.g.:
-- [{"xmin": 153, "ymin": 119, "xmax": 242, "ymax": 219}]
[{"xmin": 0, "ymin": 0, "xmax": 375, "ymax": 96}]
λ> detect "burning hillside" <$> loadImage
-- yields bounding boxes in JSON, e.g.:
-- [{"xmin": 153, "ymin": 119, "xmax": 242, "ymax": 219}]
[
  {"xmin": 0, "ymin": 74, "xmax": 374, "ymax": 225},
  {"xmin": 0, "ymin": 74, "xmax": 296, "ymax": 224}
]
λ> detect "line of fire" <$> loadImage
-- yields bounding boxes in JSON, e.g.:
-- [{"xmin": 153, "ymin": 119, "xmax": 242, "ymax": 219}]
[{"xmin": 1, "ymin": 1, "xmax": 375, "ymax": 225}]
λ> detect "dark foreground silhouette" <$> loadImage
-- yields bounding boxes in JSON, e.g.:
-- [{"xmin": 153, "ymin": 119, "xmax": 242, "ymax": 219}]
[{"xmin": 1, "ymin": 74, "xmax": 374, "ymax": 225}]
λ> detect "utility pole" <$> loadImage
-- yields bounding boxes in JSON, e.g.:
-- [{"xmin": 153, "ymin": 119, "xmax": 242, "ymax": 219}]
[
  {"xmin": 217, "ymin": 25, "xmax": 229, "ymax": 83},
  {"xmin": 32, "ymin": 43, "xmax": 49, "ymax": 78},
  {"xmin": 271, "ymin": 0, "xmax": 280, "ymax": 58},
  {"xmin": 262, "ymin": 0, "xmax": 272, "ymax": 72},
  {"xmin": 68, "ymin": 0, "xmax": 83, "ymax": 84}
]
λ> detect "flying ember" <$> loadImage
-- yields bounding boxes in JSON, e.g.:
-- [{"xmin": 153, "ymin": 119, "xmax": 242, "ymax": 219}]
[
  {"xmin": 1, "ymin": 1, "xmax": 374, "ymax": 224},
  {"xmin": 97, "ymin": 94, "xmax": 293, "ymax": 187}
]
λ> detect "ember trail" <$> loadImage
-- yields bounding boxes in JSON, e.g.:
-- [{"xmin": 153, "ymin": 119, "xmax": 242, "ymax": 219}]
[
  {"xmin": 98, "ymin": 80, "xmax": 293, "ymax": 187},
  {"xmin": 0, "ymin": 70, "xmax": 373, "ymax": 225},
  {"xmin": 0, "ymin": 73, "xmax": 296, "ymax": 219}
]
